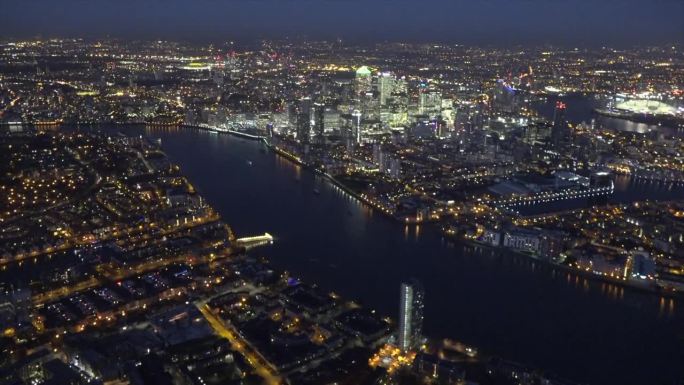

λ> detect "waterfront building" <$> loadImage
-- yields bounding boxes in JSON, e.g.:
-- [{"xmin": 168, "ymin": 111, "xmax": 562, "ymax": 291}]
[
  {"xmin": 630, "ymin": 250, "xmax": 656, "ymax": 279},
  {"xmin": 577, "ymin": 253, "xmax": 629, "ymax": 278},
  {"xmin": 398, "ymin": 280, "xmax": 424, "ymax": 352},
  {"xmin": 503, "ymin": 229, "xmax": 541, "ymax": 254},
  {"xmin": 475, "ymin": 225, "xmax": 502, "ymax": 247}
]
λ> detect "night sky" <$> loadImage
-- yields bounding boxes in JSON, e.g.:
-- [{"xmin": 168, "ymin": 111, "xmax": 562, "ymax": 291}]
[{"xmin": 2, "ymin": 0, "xmax": 683, "ymax": 46}]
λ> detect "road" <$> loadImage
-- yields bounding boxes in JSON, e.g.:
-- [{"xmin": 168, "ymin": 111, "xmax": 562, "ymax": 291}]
[{"xmin": 197, "ymin": 303, "xmax": 283, "ymax": 385}]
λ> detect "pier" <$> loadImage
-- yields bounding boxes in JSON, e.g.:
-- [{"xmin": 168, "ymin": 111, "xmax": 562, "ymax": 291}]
[{"xmin": 236, "ymin": 233, "xmax": 274, "ymax": 249}]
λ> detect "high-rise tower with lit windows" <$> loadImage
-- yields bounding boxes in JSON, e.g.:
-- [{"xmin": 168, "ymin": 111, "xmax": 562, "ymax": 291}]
[{"xmin": 398, "ymin": 280, "xmax": 424, "ymax": 351}]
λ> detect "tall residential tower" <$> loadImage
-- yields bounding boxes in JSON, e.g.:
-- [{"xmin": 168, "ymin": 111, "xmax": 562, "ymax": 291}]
[{"xmin": 398, "ymin": 280, "xmax": 424, "ymax": 351}]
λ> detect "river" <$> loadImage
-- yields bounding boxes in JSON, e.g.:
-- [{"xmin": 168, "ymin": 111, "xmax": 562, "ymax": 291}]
[
  {"xmin": 118, "ymin": 124, "xmax": 684, "ymax": 385},
  {"xmin": 533, "ymin": 93, "xmax": 684, "ymax": 137}
]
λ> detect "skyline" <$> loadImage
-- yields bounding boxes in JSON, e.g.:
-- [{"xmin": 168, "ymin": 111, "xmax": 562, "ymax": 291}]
[
  {"xmin": 1, "ymin": 4, "xmax": 684, "ymax": 384},
  {"xmin": 2, "ymin": 0, "xmax": 684, "ymax": 46}
]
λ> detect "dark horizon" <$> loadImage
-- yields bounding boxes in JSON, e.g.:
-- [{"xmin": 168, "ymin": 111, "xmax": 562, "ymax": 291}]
[{"xmin": 2, "ymin": 0, "xmax": 683, "ymax": 47}]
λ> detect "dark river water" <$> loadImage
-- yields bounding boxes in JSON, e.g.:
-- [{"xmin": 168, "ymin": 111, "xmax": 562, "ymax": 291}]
[{"xmin": 124, "ymin": 125, "xmax": 684, "ymax": 385}]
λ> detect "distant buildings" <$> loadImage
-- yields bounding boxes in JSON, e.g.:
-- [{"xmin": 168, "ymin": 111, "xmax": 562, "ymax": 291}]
[{"xmin": 0, "ymin": 285, "xmax": 31, "ymax": 332}]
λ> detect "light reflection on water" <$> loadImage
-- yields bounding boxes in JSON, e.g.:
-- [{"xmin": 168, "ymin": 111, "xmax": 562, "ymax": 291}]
[
  {"xmin": 35, "ymin": 123, "xmax": 683, "ymax": 385},
  {"xmin": 533, "ymin": 94, "xmax": 684, "ymax": 137}
]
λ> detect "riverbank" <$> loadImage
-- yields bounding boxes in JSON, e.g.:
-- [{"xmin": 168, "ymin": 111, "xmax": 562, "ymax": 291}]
[
  {"xmin": 177, "ymin": 123, "xmax": 684, "ymax": 300},
  {"xmin": 108, "ymin": 124, "xmax": 684, "ymax": 385},
  {"xmin": 594, "ymin": 108, "xmax": 684, "ymax": 129},
  {"xmin": 184, "ymin": 123, "xmax": 403, "ymax": 222},
  {"xmin": 450, "ymin": 233, "xmax": 684, "ymax": 298},
  {"xmin": 43, "ymin": 122, "xmax": 684, "ymax": 301}
]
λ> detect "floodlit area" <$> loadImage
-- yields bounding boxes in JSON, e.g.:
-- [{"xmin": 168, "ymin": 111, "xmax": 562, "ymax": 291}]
[{"xmin": 615, "ymin": 99, "xmax": 678, "ymax": 115}]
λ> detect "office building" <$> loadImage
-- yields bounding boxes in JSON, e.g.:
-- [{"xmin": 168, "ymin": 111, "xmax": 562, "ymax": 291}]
[
  {"xmin": 313, "ymin": 102, "xmax": 325, "ymax": 138},
  {"xmin": 351, "ymin": 109, "xmax": 362, "ymax": 144},
  {"xmin": 355, "ymin": 66, "xmax": 372, "ymax": 96},
  {"xmin": 551, "ymin": 101, "xmax": 569, "ymax": 149},
  {"xmin": 378, "ymin": 72, "xmax": 395, "ymax": 106}
]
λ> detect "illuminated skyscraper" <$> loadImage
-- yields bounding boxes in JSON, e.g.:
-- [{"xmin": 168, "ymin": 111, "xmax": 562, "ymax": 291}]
[
  {"xmin": 351, "ymin": 109, "xmax": 362, "ymax": 144},
  {"xmin": 355, "ymin": 66, "xmax": 372, "ymax": 95},
  {"xmin": 313, "ymin": 102, "xmax": 325, "ymax": 138},
  {"xmin": 418, "ymin": 89, "xmax": 442, "ymax": 118},
  {"xmin": 323, "ymin": 109, "xmax": 341, "ymax": 133},
  {"xmin": 551, "ymin": 101, "xmax": 569, "ymax": 149},
  {"xmin": 378, "ymin": 72, "xmax": 395, "ymax": 106},
  {"xmin": 398, "ymin": 280, "xmax": 424, "ymax": 351},
  {"xmin": 294, "ymin": 97, "xmax": 312, "ymax": 143}
]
